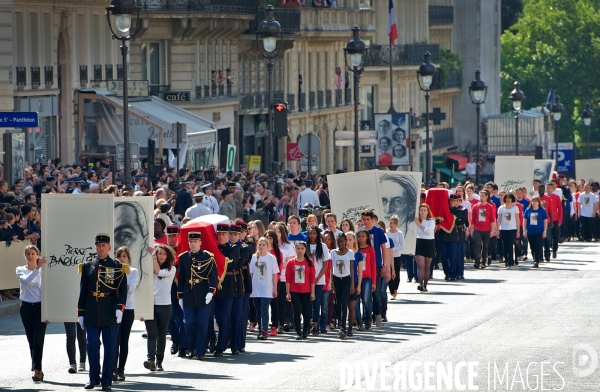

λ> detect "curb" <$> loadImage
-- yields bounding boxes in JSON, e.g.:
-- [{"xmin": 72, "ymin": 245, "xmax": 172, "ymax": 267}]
[{"xmin": 0, "ymin": 299, "xmax": 21, "ymax": 317}]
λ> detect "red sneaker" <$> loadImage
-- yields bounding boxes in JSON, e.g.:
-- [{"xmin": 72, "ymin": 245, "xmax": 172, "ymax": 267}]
[{"xmin": 270, "ymin": 326, "xmax": 278, "ymax": 337}]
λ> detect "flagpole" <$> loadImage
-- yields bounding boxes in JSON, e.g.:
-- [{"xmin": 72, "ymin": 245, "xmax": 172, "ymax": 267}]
[{"xmin": 387, "ymin": 35, "xmax": 396, "ymax": 114}]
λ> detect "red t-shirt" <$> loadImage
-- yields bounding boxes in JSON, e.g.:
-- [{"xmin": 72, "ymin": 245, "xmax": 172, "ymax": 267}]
[
  {"xmin": 358, "ymin": 246, "xmax": 377, "ymax": 282},
  {"xmin": 154, "ymin": 236, "xmax": 168, "ymax": 246},
  {"xmin": 472, "ymin": 202, "xmax": 496, "ymax": 232},
  {"xmin": 539, "ymin": 195, "xmax": 554, "ymax": 221},
  {"xmin": 285, "ymin": 259, "xmax": 316, "ymax": 294},
  {"xmin": 549, "ymin": 193, "xmax": 563, "ymax": 224}
]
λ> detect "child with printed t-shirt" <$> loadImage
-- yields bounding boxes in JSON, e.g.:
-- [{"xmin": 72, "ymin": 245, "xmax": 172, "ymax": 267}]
[
  {"xmin": 285, "ymin": 242, "xmax": 316, "ymax": 340},
  {"xmin": 250, "ymin": 237, "xmax": 280, "ymax": 340}
]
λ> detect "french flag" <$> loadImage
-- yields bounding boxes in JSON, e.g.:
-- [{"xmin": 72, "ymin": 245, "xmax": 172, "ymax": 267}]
[{"xmin": 387, "ymin": 0, "xmax": 398, "ymax": 44}]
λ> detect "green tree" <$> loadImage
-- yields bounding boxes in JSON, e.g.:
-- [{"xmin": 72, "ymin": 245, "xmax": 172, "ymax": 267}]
[
  {"xmin": 501, "ymin": 0, "xmax": 600, "ymax": 158},
  {"xmin": 502, "ymin": 0, "xmax": 524, "ymax": 32}
]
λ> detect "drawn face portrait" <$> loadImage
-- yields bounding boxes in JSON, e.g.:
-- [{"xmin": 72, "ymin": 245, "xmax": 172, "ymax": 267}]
[
  {"xmin": 295, "ymin": 265, "xmax": 305, "ymax": 284},
  {"xmin": 533, "ymin": 162, "xmax": 552, "ymax": 183},
  {"xmin": 504, "ymin": 212, "xmax": 511, "ymax": 222},
  {"xmin": 115, "ymin": 202, "xmax": 150, "ymax": 287}
]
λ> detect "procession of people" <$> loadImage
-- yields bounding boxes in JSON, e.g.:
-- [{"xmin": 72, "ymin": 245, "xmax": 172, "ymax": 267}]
[{"xmin": 4, "ymin": 159, "xmax": 597, "ymax": 390}]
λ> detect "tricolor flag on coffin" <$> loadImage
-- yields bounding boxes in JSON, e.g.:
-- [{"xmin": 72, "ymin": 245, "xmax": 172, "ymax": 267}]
[{"xmin": 388, "ymin": 0, "xmax": 398, "ymax": 44}]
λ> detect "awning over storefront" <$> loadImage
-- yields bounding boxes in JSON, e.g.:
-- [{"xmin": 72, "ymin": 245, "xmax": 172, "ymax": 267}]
[
  {"xmin": 79, "ymin": 91, "xmax": 216, "ymax": 154},
  {"xmin": 445, "ymin": 153, "xmax": 468, "ymax": 171},
  {"xmin": 437, "ymin": 167, "xmax": 467, "ymax": 183}
]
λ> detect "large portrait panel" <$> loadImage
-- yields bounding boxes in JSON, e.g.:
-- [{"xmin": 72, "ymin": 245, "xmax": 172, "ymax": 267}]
[{"xmin": 375, "ymin": 113, "xmax": 410, "ymax": 166}]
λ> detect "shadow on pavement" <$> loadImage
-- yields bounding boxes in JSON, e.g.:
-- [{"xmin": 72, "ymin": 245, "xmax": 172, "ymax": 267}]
[
  {"xmin": 402, "ymin": 291, "xmax": 476, "ymax": 296},
  {"xmin": 199, "ymin": 351, "xmax": 312, "ymax": 366},
  {"xmin": 460, "ymin": 278, "xmax": 506, "ymax": 284}
]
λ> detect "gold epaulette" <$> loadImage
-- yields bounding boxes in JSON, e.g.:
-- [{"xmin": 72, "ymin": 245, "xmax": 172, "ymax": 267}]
[
  {"xmin": 78, "ymin": 263, "xmax": 83, "ymax": 275},
  {"xmin": 205, "ymin": 251, "xmax": 214, "ymax": 257},
  {"xmin": 121, "ymin": 263, "xmax": 131, "ymax": 275},
  {"xmin": 217, "ymin": 256, "xmax": 232, "ymax": 290}
]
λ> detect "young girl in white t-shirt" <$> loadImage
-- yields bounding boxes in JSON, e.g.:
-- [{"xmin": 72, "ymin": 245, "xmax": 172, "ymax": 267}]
[
  {"xmin": 330, "ymin": 233, "xmax": 355, "ymax": 339},
  {"xmin": 250, "ymin": 237, "xmax": 279, "ymax": 340}
]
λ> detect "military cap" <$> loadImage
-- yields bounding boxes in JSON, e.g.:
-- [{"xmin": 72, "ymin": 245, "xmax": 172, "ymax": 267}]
[
  {"xmin": 216, "ymin": 223, "xmax": 230, "ymax": 233},
  {"xmin": 95, "ymin": 233, "xmax": 111, "ymax": 244},
  {"xmin": 230, "ymin": 225, "xmax": 241, "ymax": 233},
  {"xmin": 188, "ymin": 231, "xmax": 201, "ymax": 240},
  {"xmin": 166, "ymin": 225, "xmax": 179, "ymax": 235},
  {"xmin": 193, "ymin": 192, "xmax": 205, "ymax": 199}
]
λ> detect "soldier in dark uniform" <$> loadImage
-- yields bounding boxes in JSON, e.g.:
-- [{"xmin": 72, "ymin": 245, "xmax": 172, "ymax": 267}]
[
  {"xmin": 174, "ymin": 180, "xmax": 193, "ymax": 218},
  {"xmin": 213, "ymin": 223, "xmax": 239, "ymax": 356},
  {"xmin": 177, "ymin": 231, "xmax": 217, "ymax": 360},
  {"xmin": 228, "ymin": 224, "xmax": 245, "ymax": 355},
  {"xmin": 166, "ymin": 225, "xmax": 189, "ymax": 357},
  {"xmin": 77, "ymin": 233, "xmax": 129, "ymax": 391},
  {"xmin": 234, "ymin": 221, "xmax": 254, "ymax": 353}
]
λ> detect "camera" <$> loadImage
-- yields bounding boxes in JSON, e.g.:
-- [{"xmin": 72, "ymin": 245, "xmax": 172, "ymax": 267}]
[
  {"xmin": 0, "ymin": 220, "xmax": 6, "ymax": 225},
  {"xmin": 298, "ymin": 205, "xmax": 328, "ymax": 219}
]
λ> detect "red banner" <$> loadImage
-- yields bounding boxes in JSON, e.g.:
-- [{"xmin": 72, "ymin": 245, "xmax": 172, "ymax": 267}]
[{"xmin": 287, "ymin": 143, "xmax": 304, "ymax": 161}]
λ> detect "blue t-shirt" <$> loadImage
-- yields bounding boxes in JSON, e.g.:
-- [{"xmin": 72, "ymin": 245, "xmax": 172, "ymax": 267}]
[
  {"xmin": 288, "ymin": 232, "xmax": 307, "ymax": 245},
  {"xmin": 353, "ymin": 251, "xmax": 364, "ymax": 283},
  {"xmin": 517, "ymin": 198, "xmax": 530, "ymax": 210},
  {"xmin": 491, "ymin": 195, "xmax": 501, "ymax": 208},
  {"xmin": 524, "ymin": 207, "xmax": 548, "ymax": 235},
  {"xmin": 368, "ymin": 226, "xmax": 388, "ymax": 268}
]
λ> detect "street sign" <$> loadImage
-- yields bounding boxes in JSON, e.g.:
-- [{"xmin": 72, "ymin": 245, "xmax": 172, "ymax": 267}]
[
  {"xmin": 117, "ymin": 160, "xmax": 140, "ymax": 171},
  {"xmin": 226, "ymin": 144, "xmax": 236, "ymax": 171},
  {"xmin": 551, "ymin": 142, "xmax": 573, "ymax": 174},
  {"xmin": 287, "ymin": 143, "xmax": 304, "ymax": 161},
  {"xmin": 0, "ymin": 112, "xmax": 39, "ymax": 128},
  {"xmin": 116, "ymin": 143, "xmax": 140, "ymax": 161},
  {"xmin": 298, "ymin": 133, "xmax": 321, "ymax": 155},
  {"xmin": 107, "ymin": 80, "xmax": 149, "ymax": 97}
]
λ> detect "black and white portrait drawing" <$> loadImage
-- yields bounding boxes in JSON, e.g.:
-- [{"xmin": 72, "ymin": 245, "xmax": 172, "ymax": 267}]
[
  {"xmin": 533, "ymin": 160, "xmax": 554, "ymax": 184},
  {"xmin": 295, "ymin": 265, "xmax": 305, "ymax": 284}
]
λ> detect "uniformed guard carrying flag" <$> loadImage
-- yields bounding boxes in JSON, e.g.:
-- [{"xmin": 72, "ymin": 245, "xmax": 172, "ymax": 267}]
[
  {"xmin": 177, "ymin": 231, "xmax": 217, "ymax": 360},
  {"xmin": 77, "ymin": 233, "xmax": 129, "ymax": 391}
]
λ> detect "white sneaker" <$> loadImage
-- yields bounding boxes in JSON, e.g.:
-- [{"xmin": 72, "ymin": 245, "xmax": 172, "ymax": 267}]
[{"xmin": 78, "ymin": 362, "xmax": 86, "ymax": 372}]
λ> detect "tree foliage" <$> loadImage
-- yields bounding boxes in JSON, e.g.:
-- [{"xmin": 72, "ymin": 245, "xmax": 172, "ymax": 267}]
[
  {"xmin": 502, "ymin": 0, "xmax": 524, "ymax": 32},
  {"xmin": 501, "ymin": 0, "xmax": 600, "ymax": 157}
]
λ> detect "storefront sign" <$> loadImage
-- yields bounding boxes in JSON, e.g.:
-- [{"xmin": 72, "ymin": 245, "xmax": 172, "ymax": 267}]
[
  {"xmin": 107, "ymin": 80, "xmax": 149, "ymax": 97},
  {"xmin": 163, "ymin": 91, "xmax": 190, "ymax": 102}
]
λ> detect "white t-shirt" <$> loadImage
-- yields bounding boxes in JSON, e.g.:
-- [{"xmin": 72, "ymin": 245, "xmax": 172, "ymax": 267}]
[
  {"xmin": 330, "ymin": 249, "xmax": 354, "ymax": 278},
  {"xmin": 386, "ymin": 229, "xmax": 405, "ymax": 257},
  {"xmin": 578, "ymin": 193, "xmax": 597, "ymax": 218},
  {"xmin": 461, "ymin": 200, "xmax": 472, "ymax": 213},
  {"xmin": 16, "ymin": 266, "xmax": 41, "ymax": 303},
  {"xmin": 308, "ymin": 242, "xmax": 330, "ymax": 286},
  {"xmin": 326, "ymin": 228, "xmax": 344, "ymax": 240},
  {"xmin": 498, "ymin": 205, "xmax": 519, "ymax": 231},
  {"xmin": 250, "ymin": 253, "xmax": 280, "ymax": 298},
  {"xmin": 125, "ymin": 267, "xmax": 139, "ymax": 310},
  {"xmin": 154, "ymin": 266, "xmax": 176, "ymax": 306},
  {"xmin": 279, "ymin": 242, "xmax": 296, "ymax": 283}
]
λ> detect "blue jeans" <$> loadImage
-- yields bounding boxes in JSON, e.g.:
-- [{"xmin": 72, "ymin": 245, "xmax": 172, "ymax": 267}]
[
  {"xmin": 253, "ymin": 297, "xmax": 271, "ymax": 334},
  {"xmin": 319, "ymin": 289, "xmax": 330, "ymax": 331},
  {"xmin": 372, "ymin": 267, "xmax": 386, "ymax": 317},
  {"xmin": 311, "ymin": 284, "xmax": 324, "ymax": 326},
  {"xmin": 405, "ymin": 255, "xmax": 418, "ymax": 281},
  {"xmin": 86, "ymin": 325, "xmax": 118, "ymax": 386},
  {"xmin": 355, "ymin": 278, "xmax": 372, "ymax": 324}
]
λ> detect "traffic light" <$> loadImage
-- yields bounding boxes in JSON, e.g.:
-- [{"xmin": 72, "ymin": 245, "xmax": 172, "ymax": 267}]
[{"xmin": 273, "ymin": 102, "xmax": 288, "ymax": 137}]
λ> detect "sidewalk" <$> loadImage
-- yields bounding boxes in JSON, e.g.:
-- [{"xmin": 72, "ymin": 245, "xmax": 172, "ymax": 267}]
[{"xmin": 0, "ymin": 298, "xmax": 21, "ymax": 317}]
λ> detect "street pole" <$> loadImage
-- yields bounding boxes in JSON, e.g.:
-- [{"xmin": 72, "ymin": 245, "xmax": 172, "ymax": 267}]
[
  {"xmin": 267, "ymin": 60, "xmax": 273, "ymax": 185},
  {"xmin": 387, "ymin": 37, "xmax": 396, "ymax": 114},
  {"xmin": 121, "ymin": 41, "xmax": 131, "ymax": 187},
  {"xmin": 176, "ymin": 122, "xmax": 180, "ymax": 175},
  {"xmin": 554, "ymin": 121, "xmax": 559, "ymax": 169},
  {"xmin": 353, "ymin": 68, "xmax": 360, "ymax": 171},
  {"xmin": 475, "ymin": 103, "xmax": 481, "ymax": 186},
  {"xmin": 515, "ymin": 113, "xmax": 519, "ymax": 156},
  {"xmin": 425, "ymin": 90, "xmax": 430, "ymax": 182},
  {"xmin": 587, "ymin": 125, "xmax": 590, "ymax": 159}
]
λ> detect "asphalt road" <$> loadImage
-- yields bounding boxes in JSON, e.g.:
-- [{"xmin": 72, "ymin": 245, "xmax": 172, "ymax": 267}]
[{"xmin": 1, "ymin": 241, "xmax": 599, "ymax": 391}]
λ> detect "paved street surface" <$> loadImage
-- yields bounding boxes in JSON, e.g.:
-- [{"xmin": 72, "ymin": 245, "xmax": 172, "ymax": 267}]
[{"xmin": 1, "ymin": 241, "xmax": 600, "ymax": 391}]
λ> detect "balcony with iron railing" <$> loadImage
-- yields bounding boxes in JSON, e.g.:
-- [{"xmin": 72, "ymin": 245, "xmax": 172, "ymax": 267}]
[
  {"xmin": 140, "ymin": 0, "xmax": 256, "ymax": 14},
  {"xmin": 105, "ymin": 64, "xmax": 114, "ymax": 81},
  {"xmin": 309, "ymin": 91, "xmax": 316, "ymax": 110},
  {"xmin": 79, "ymin": 65, "xmax": 88, "ymax": 86},
  {"xmin": 250, "ymin": 7, "xmax": 300, "ymax": 35},
  {"xmin": 299, "ymin": 92, "xmax": 306, "ymax": 112},
  {"xmin": 300, "ymin": 7, "xmax": 376, "ymax": 33},
  {"xmin": 31, "ymin": 66, "xmax": 41, "ymax": 89},
  {"xmin": 317, "ymin": 90, "xmax": 324, "ymax": 109},
  {"xmin": 325, "ymin": 89, "xmax": 332, "ymax": 108},
  {"xmin": 365, "ymin": 44, "xmax": 440, "ymax": 67},
  {"xmin": 345, "ymin": 88, "xmax": 351, "ymax": 105},
  {"xmin": 195, "ymin": 83, "xmax": 235, "ymax": 100},
  {"xmin": 93, "ymin": 65, "xmax": 103, "ymax": 87},
  {"xmin": 335, "ymin": 89, "xmax": 342, "ymax": 107},
  {"xmin": 429, "ymin": 5, "xmax": 454, "ymax": 26},
  {"xmin": 287, "ymin": 93, "xmax": 295, "ymax": 112},
  {"xmin": 433, "ymin": 127, "xmax": 454, "ymax": 150},
  {"xmin": 44, "ymin": 66, "xmax": 53, "ymax": 88},
  {"xmin": 431, "ymin": 69, "xmax": 462, "ymax": 90}
]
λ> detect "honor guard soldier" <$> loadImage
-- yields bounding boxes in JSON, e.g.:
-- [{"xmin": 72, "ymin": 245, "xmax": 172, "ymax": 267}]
[
  {"xmin": 177, "ymin": 231, "xmax": 217, "ymax": 360},
  {"xmin": 166, "ymin": 226, "xmax": 189, "ymax": 357},
  {"xmin": 213, "ymin": 223, "xmax": 240, "ymax": 356},
  {"xmin": 234, "ymin": 221, "xmax": 253, "ymax": 353},
  {"xmin": 77, "ymin": 233, "xmax": 129, "ymax": 391},
  {"xmin": 228, "ymin": 224, "xmax": 245, "ymax": 355}
]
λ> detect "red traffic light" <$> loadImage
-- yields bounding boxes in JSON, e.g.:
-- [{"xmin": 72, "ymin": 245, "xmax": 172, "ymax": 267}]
[{"xmin": 274, "ymin": 103, "xmax": 286, "ymax": 112}]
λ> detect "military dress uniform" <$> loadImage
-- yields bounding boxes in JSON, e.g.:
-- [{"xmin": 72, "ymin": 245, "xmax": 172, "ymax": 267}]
[
  {"xmin": 228, "ymin": 225, "xmax": 246, "ymax": 354},
  {"xmin": 235, "ymin": 222, "xmax": 254, "ymax": 352},
  {"xmin": 213, "ymin": 224, "xmax": 240, "ymax": 356},
  {"xmin": 178, "ymin": 232, "xmax": 217, "ymax": 360},
  {"xmin": 166, "ymin": 226, "xmax": 189, "ymax": 357},
  {"xmin": 77, "ymin": 234, "xmax": 128, "ymax": 391}
]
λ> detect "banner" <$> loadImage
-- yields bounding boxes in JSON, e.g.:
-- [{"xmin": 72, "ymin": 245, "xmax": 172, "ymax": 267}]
[
  {"xmin": 287, "ymin": 143, "xmax": 304, "ymax": 161},
  {"xmin": 375, "ymin": 113, "xmax": 410, "ymax": 166},
  {"xmin": 226, "ymin": 144, "xmax": 236, "ymax": 172},
  {"xmin": 42, "ymin": 194, "xmax": 114, "ymax": 322},
  {"xmin": 0, "ymin": 242, "xmax": 31, "ymax": 290},
  {"xmin": 114, "ymin": 197, "xmax": 155, "ymax": 320},
  {"xmin": 494, "ymin": 156, "xmax": 534, "ymax": 192},
  {"xmin": 575, "ymin": 159, "xmax": 600, "ymax": 182},
  {"xmin": 551, "ymin": 142, "xmax": 574, "ymax": 175},
  {"xmin": 533, "ymin": 159, "xmax": 554, "ymax": 184},
  {"xmin": 328, "ymin": 170, "xmax": 383, "ymax": 224}
]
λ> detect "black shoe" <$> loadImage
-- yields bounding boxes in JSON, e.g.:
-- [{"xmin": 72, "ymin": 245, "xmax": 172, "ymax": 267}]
[
  {"xmin": 196, "ymin": 355, "xmax": 204, "ymax": 361},
  {"xmin": 487, "ymin": 258, "xmax": 492, "ymax": 265},
  {"xmin": 434, "ymin": 264, "xmax": 439, "ymax": 270},
  {"xmin": 101, "ymin": 385, "xmax": 112, "ymax": 392},
  {"xmin": 347, "ymin": 331, "xmax": 354, "ymax": 337},
  {"xmin": 296, "ymin": 335, "xmax": 303, "ymax": 340},
  {"xmin": 311, "ymin": 327, "xmax": 318, "ymax": 336},
  {"xmin": 116, "ymin": 371, "xmax": 125, "ymax": 382},
  {"xmin": 214, "ymin": 350, "xmax": 224, "ymax": 357},
  {"xmin": 178, "ymin": 349, "xmax": 188, "ymax": 357},
  {"xmin": 231, "ymin": 349, "xmax": 240, "ymax": 355},
  {"xmin": 382, "ymin": 316, "xmax": 388, "ymax": 322},
  {"xmin": 156, "ymin": 363, "xmax": 164, "ymax": 371},
  {"xmin": 143, "ymin": 360, "xmax": 156, "ymax": 371},
  {"xmin": 208, "ymin": 340, "xmax": 216, "ymax": 353},
  {"xmin": 68, "ymin": 364, "xmax": 77, "ymax": 374},
  {"xmin": 552, "ymin": 251, "xmax": 557, "ymax": 259},
  {"xmin": 142, "ymin": 332, "xmax": 148, "ymax": 338},
  {"xmin": 302, "ymin": 332, "xmax": 309, "ymax": 339},
  {"xmin": 111, "ymin": 371, "xmax": 117, "ymax": 382},
  {"xmin": 515, "ymin": 260, "xmax": 519, "ymax": 265},
  {"xmin": 188, "ymin": 350, "xmax": 197, "ymax": 359},
  {"xmin": 85, "ymin": 381, "xmax": 100, "ymax": 390},
  {"xmin": 240, "ymin": 348, "xmax": 245, "ymax": 353},
  {"xmin": 444, "ymin": 276, "xmax": 450, "ymax": 281},
  {"xmin": 417, "ymin": 285, "xmax": 423, "ymax": 291},
  {"xmin": 283, "ymin": 324, "xmax": 290, "ymax": 332},
  {"xmin": 170, "ymin": 344, "xmax": 178, "ymax": 355}
]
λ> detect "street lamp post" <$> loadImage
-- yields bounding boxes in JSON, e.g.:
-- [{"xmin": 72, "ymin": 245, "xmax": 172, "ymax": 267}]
[
  {"xmin": 509, "ymin": 81, "xmax": 525, "ymax": 156},
  {"xmin": 416, "ymin": 52, "xmax": 436, "ymax": 182},
  {"xmin": 582, "ymin": 102, "xmax": 594, "ymax": 159},
  {"xmin": 343, "ymin": 26, "xmax": 367, "ymax": 172},
  {"xmin": 106, "ymin": 0, "xmax": 141, "ymax": 187},
  {"xmin": 256, "ymin": 5, "xmax": 283, "ymax": 190},
  {"xmin": 551, "ymin": 95, "xmax": 564, "ymax": 169},
  {"xmin": 468, "ymin": 70, "xmax": 487, "ymax": 186}
]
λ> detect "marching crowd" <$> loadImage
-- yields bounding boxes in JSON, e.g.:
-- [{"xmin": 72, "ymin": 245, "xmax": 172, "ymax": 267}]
[{"xmin": 3, "ymin": 158, "xmax": 599, "ymax": 391}]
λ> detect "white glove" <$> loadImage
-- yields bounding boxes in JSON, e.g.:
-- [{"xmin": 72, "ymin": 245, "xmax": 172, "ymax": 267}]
[
  {"xmin": 116, "ymin": 309, "xmax": 123, "ymax": 324},
  {"xmin": 78, "ymin": 316, "xmax": 85, "ymax": 330},
  {"xmin": 179, "ymin": 299, "xmax": 184, "ymax": 310},
  {"xmin": 205, "ymin": 292, "xmax": 213, "ymax": 305}
]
